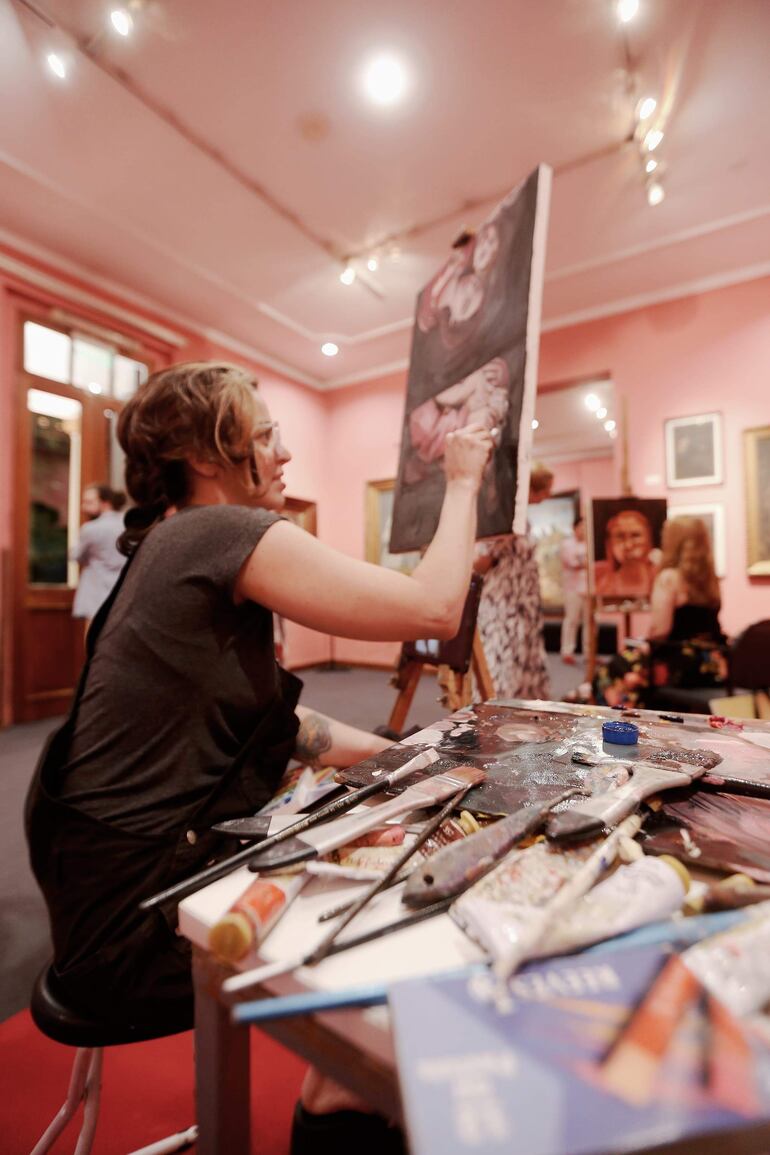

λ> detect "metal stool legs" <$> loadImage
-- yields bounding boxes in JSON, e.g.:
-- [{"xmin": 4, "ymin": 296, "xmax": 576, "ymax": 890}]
[
  {"xmin": 30, "ymin": 1044, "xmax": 197, "ymax": 1155},
  {"xmin": 31, "ymin": 1046, "xmax": 103, "ymax": 1155}
]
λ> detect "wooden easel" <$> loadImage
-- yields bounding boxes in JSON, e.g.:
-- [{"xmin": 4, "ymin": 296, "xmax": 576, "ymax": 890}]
[{"xmin": 388, "ymin": 629, "xmax": 495, "ymax": 733}]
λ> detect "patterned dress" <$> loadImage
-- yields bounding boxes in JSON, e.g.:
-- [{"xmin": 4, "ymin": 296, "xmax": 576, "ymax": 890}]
[{"xmin": 474, "ymin": 534, "xmax": 551, "ymax": 701}]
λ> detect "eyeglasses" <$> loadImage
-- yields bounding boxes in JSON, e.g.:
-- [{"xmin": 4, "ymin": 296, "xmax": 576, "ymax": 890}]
[{"xmin": 251, "ymin": 422, "xmax": 282, "ymax": 450}]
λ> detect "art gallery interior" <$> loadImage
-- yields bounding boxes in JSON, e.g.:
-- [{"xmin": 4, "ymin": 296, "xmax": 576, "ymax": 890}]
[{"xmin": 1, "ymin": 2, "xmax": 770, "ymax": 1154}]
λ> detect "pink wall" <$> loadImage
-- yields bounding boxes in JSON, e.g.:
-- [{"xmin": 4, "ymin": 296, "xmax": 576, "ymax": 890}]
[
  {"xmin": 539, "ymin": 278, "xmax": 770, "ymax": 636},
  {"xmin": 549, "ymin": 456, "xmax": 616, "ymax": 510}
]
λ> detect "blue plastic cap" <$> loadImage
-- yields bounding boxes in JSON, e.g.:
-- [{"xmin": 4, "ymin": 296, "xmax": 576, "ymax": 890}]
[{"xmin": 602, "ymin": 719, "xmax": 639, "ymax": 745}]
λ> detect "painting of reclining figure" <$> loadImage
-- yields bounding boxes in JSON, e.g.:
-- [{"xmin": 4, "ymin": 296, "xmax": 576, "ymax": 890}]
[{"xmin": 389, "ymin": 165, "xmax": 552, "ymax": 553}]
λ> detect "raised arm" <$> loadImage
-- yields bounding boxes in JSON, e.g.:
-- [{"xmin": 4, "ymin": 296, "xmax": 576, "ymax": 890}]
[
  {"xmin": 236, "ymin": 426, "xmax": 493, "ymax": 641},
  {"xmin": 648, "ymin": 568, "xmax": 678, "ymax": 640}
]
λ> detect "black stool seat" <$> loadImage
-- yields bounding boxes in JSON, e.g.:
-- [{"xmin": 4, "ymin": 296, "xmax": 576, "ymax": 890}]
[{"xmin": 31, "ymin": 966, "xmax": 193, "ymax": 1049}]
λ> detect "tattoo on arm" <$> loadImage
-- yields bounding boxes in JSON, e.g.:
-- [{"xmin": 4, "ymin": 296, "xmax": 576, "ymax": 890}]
[{"xmin": 295, "ymin": 712, "xmax": 333, "ymax": 768}]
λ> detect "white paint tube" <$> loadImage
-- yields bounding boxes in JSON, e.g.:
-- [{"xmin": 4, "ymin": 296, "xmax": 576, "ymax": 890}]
[
  {"xmin": 683, "ymin": 902, "xmax": 770, "ymax": 1016},
  {"xmin": 538, "ymin": 854, "xmax": 690, "ymax": 956}
]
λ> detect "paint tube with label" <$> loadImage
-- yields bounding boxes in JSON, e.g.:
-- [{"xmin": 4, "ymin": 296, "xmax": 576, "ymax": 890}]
[
  {"xmin": 208, "ymin": 872, "xmax": 308, "ymax": 963},
  {"xmin": 539, "ymin": 855, "xmax": 690, "ymax": 957},
  {"xmin": 683, "ymin": 903, "xmax": 770, "ymax": 1016}
]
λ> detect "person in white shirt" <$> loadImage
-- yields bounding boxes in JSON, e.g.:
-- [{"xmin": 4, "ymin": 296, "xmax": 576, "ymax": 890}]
[
  {"xmin": 71, "ymin": 484, "xmax": 126, "ymax": 622},
  {"xmin": 560, "ymin": 516, "xmax": 589, "ymax": 664}
]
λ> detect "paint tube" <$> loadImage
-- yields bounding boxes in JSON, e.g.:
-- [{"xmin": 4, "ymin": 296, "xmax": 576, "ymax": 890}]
[
  {"xmin": 308, "ymin": 816, "xmax": 471, "ymax": 881},
  {"xmin": 451, "ymin": 839, "xmax": 596, "ymax": 960},
  {"xmin": 539, "ymin": 855, "xmax": 690, "ymax": 956},
  {"xmin": 208, "ymin": 872, "xmax": 307, "ymax": 963},
  {"xmin": 683, "ymin": 903, "xmax": 770, "ymax": 1016}
]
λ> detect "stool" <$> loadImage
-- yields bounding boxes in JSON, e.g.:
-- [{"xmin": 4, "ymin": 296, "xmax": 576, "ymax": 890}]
[{"xmin": 30, "ymin": 964, "xmax": 198, "ymax": 1155}]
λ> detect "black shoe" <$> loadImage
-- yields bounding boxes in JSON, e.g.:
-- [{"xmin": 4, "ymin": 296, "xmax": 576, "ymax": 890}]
[{"xmin": 290, "ymin": 1102, "xmax": 407, "ymax": 1155}]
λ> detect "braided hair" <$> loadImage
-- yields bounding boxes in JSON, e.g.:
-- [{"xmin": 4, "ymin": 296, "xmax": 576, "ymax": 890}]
[{"xmin": 117, "ymin": 361, "xmax": 258, "ymax": 555}]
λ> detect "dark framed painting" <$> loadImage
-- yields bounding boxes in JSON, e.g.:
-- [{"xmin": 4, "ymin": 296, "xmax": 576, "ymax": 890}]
[
  {"xmin": 744, "ymin": 425, "xmax": 770, "ymax": 576},
  {"xmin": 528, "ymin": 489, "xmax": 580, "ymax": 612},
  {"xmin": 665, "ymin": 412, "xmax": 723, "ymax": 487},
  {"xmin": 389, "ymin": 164, "xmax": 552, "ymax": 553},
  {"xmin": 589, "ymin": 496, "xmax": 668, "ymax": 610}
]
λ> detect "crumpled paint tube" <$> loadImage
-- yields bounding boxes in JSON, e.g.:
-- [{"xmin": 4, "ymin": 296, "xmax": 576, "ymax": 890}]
[{"xmin": 683, "ymin": 902, "xmax": 770, "ymax": 1016}]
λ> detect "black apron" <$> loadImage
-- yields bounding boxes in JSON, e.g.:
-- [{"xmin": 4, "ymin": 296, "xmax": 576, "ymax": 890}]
[{"xmin": 25, "ymin": 555, "xmax": 301, "ymax": 1027}]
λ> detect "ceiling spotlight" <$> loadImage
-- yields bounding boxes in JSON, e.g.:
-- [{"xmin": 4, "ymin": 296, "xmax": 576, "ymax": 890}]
[
  {"xmin": 645, "ymin": 157, "xmax": 658, "ymax": 174},
  {"xmin": 584, "ymin": 393, "xmax": 601, "ymax": 412},
  {"xmin": 110, "ymin": 8, "xmax": 133, "ymax": 36},
  {"xmin": 617, "ymin": 0, "xmax": 639, "ymax": 23},
  {"xmin": 644, "ymin": 128, "xmax": 664, "ymax": 152},
  {"xmin": 637, "ymin": 96, "xmax": 657, "ymax": 122},
  {"xmin": 339, "ymin": 265, "xmax": 356, "ymax": 285},
  {"xmin": 604, "ymin": 419, "xmax": 617, "ymax": 432},
  {"xmin": 46, "ymin": 52, "xmax": 67, "ymax": 79},
  {"xmin": 596, "ymin": 407, "xmax": 608, "ymax": 420},
  {"xmin": 609, "ymin": 429, "xmax": 619, "ymax": 440},
  {"xmin": 321, "ymin": 342, "xmax": 339, "ymax": 357},
  {"xmin": 362, "ymin": 53, "xmax": 408, "ymax": 107},
  {"xmin": 88, "ymin": 382, "xmax": 103, "ymax": 394},
  {"xmin": 647, "ymin": 181, "xmax": 665, "ymax": 206},
  {"xmin": 367, "ymin": 256, "xmax": 379, "ymax": 272},
  {"xmin": 531, "ymin": 419, "xmax": 539, "ymax": 430}
]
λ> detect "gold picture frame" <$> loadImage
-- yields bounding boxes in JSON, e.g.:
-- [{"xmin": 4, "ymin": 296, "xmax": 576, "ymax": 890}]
[
  {"xmin": 365, "ymin": 480, "xmax": 421, "ymax": 573},
  {"xmin": 744, "ymin": 425, "xmax": 770, "ymax": 576},
  {"xmin": 284, "ymin": 496, "xmax": 317, "ymax": 536}
]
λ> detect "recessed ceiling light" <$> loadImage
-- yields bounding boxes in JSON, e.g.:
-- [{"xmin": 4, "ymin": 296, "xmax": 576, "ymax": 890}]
[
  {"xmin": 367, "ymin": 256, "xmax": 379, "ymax": 272},
  {"xmin": 531, "ymin": 419, "xmax": 539, "ymax": 430},
  {"xmin": 88, "ymin": 382, "xmax": 103, "ymax": 394},
  {"xmin": 46, "ymin": 53, "xmax": 67, "ymax": 79},
  {"xmin": 339, "ymin": 266, "xmax": 355, "ymax": 285},
  {"xmin": 321, "ymin": 342, "xmax": 339, "ymax": 357},
  {"xmin": 584, "ymin": 393, "xmax": 601, "ymax": 412},
  {"xmin": 637, "ymin": 96, "xmax": 656, "ymax": 122},
  {"xmin": 362, "ymin": 54, "xmax": 408, "ymax": 107},
  {"xmin": 644, "ymin": 128, "xmax": 664, "ymax": 152},
  {"xmin": 604, "ymin": 419, "xmax": 617, "ymax": 432},
  {"xmin": 647, "ymin": 181, "xmax": 665, "ymax": 206},
  {"xmin": 110, "ymin": 8, "xmax": 133, "ymax": 36},
  {"xmin": 617, "ymin": 0, "xmax": 639, "ymax": 23},
  {"xmin": 645, "ymin": 157, "xmax": 658, "ymax": 174},
  {"xmin": 596, "ymin": 407, "xmax": 608, "ymax": 420}
]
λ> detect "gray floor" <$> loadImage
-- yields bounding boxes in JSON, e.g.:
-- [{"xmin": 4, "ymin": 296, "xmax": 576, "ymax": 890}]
[{"xmin": 0, "ymin": 655, "xmax": 584, "ymax": 1021}]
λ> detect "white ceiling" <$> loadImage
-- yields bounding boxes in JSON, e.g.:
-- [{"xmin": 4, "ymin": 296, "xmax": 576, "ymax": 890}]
[{"xmin": 1, "ymin": 0, "xmax": 769, "ymax": 388}]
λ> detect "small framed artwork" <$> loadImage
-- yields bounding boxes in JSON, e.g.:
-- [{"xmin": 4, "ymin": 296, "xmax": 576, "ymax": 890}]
[
  {"xmin": 365, "ymin": 480, "xmax": 421, "ymax": 573},
  {"xmin": 668, "ymin": 503, "xmax": 726, "ymax": 578},
  {"xmin": 527, "ymin": 489, "xmax": 580, "ymax": 613},
  {"xmin": 664, "ymin": 412, "xmax": 723, "ymax": 488},
  {"xmin": 284, "ymin": 496, "xmax": 317, "ymax": 536},
  {"xmin": 744, "ymin": 425, "xmax": 770, "ymax": 577}
]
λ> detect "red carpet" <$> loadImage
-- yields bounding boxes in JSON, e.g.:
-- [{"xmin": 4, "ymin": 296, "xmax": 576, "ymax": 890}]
[{"xmin": 0, "ymin": 1008, "xmax": 305, "ymax": 1154}]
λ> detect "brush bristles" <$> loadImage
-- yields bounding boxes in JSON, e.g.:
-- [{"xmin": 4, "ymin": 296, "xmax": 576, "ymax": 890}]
[{"xmin": 436, "ymin": 765, "xmax": 486, "ymax": 788}]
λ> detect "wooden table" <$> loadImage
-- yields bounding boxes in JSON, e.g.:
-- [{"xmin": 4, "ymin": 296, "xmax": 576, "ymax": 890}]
[{"xmin": 180, "ymin": 701, "xmax": 770, "ymax": 1154}]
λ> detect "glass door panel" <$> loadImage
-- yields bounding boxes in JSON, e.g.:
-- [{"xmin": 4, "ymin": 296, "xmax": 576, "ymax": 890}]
[{"xmin": 27, "ymin": 389, "xmax": 82, "ymax": 587}]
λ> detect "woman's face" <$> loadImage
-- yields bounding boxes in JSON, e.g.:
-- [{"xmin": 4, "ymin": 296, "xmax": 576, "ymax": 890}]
[
  {"xmin": 473, "ymin": 224, "xmax": 500, "ymax": 273},
  {"xmin": 243, "ymin": 393, "xmax": 291, "ymax": 512},
  {"xmin": 445, "ymin": 274, "xmax": 484, "ymax": 324}
]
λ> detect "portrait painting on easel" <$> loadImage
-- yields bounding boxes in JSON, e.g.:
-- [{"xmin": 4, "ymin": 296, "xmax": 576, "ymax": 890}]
[
  {"xmin": 389, "ymin": 164, "xmax": 552, "ymax": 553},
  {"xmin": 589, "ymin": 496, "xmax": 668, "ymax": 609}
]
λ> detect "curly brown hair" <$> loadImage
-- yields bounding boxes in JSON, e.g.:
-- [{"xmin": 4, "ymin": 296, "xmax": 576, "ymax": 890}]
[
  {"xmin": 660, "ymin": 516, "xmax": 721, "ymax": 608},
  {"xmin": 116, "ymin": 361, "xmax": 258, "ymax": 554}
]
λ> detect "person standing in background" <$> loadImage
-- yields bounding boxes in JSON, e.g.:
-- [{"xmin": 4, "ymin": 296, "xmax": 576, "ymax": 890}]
[
  {"xmin": 560, "ymin": 515, "xmax": 588, "ymax": 665},
  {"xmin": 71, "ymin": 483, "xmax": 126, "ymax": 624}
]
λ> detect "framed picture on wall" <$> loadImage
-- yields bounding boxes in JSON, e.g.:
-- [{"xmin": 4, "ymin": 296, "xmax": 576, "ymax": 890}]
[
  {"xmin": 664, "ymin": 412, "xmax": 723, "ymax": 487},
  {"xmin": 284, "ymin": 496, "xmax": 317, "ymax": 536},
  {"xmin": 668, "ymin": 502, "xmax": 726, "ymax": 578},
  {"xmin": 744, "ymin": 425, "xmax": 770, "ymax": 576},
  {"xmin": 527, "ymin": 489, "xmax": 580, "ymax": 613},
  {"xmin": 365, "ymin": 480, "xmax": 422, "ymax": 574}
]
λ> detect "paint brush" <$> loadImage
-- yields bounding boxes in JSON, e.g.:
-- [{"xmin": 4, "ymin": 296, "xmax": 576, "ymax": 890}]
[
  {"xmin": 305, "ymin": 776, "xmax": 482, "ymax": 965},
  {"xmin": 222, "ymin": 896, "xmax": 456, "ymax": 997},
  {"xmin": 244, "ymin": 765, "xmax": 484, "ymax": 872},
  {"xmin": 139, "ymin": 746, "xmax": 440, "ymax": 910}
]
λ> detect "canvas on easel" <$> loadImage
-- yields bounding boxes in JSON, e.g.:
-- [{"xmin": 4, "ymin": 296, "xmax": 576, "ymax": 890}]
[{"xmin": 389, "ymin": 165, "xmax": 552, "ymax": 553}]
